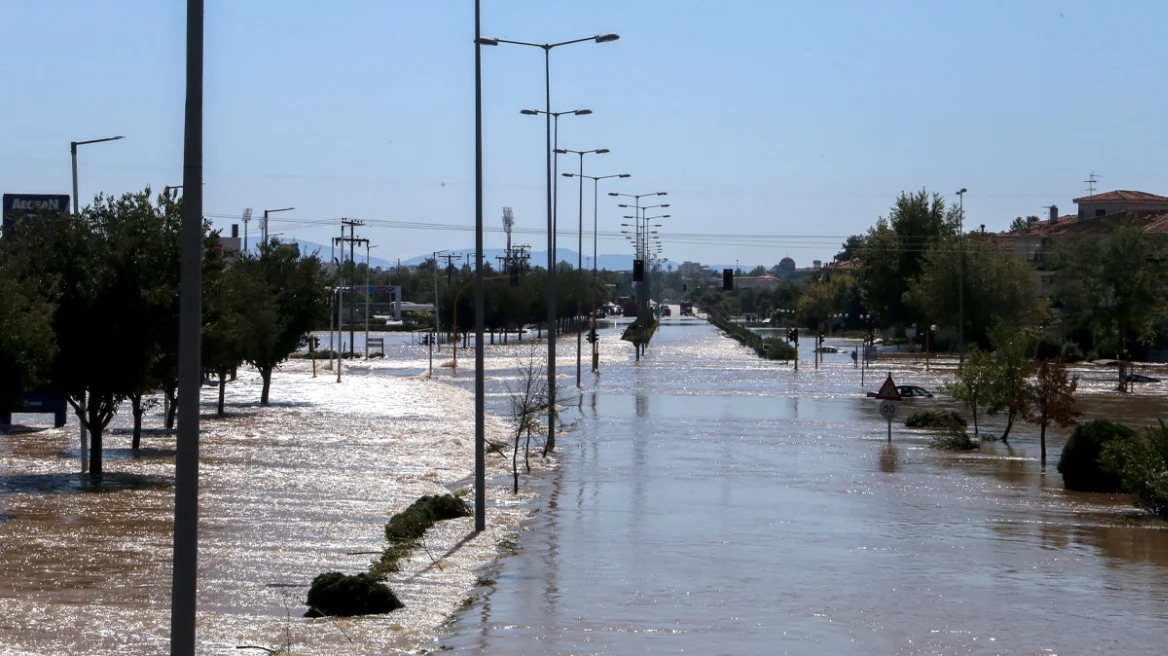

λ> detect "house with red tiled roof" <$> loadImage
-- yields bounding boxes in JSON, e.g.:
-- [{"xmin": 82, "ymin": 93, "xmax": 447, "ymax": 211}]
[{"xmin": 998, "ymin": 190, "xmax": 1168, "ymax": 296}]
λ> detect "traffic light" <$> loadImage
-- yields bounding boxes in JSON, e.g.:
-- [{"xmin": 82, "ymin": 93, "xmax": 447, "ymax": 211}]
[
  {"xmin": 722, "ymin": 268, "xmax": 734, "ymax": 290},
  {"xmin": 586, "ymin": 329, "xmax": 599, "ymax": 344},
  {"xmin": 633, "ymin": 259, "xmax": 645, "ymax": 282},
  {"xmin": 791, "ymin": 327, "xmax": 799, "ymax": 344}
]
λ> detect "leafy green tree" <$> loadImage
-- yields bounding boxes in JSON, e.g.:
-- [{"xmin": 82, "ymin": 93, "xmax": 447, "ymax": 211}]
[
  {"xmin": 859, "ymin": 190, "xmax": 961, "ymax": 327},
  {"xmin": 203, "ymin": 257, "xmax": 251, "ymax": 416},
  {"xmin": 796, "ymin": 274, "xmax": 853, "ymax": 328},
  {"xmin": 0, "ymin": 247, "xmax": 57, "ymax": 411},
  {"xmin": 1022, "ymin": 359, "xmax": 1080, "ymax": 465},
  {"xmin": 989, "ymin": 327, "xmax": 1035, "ymax": 442},
  {"xmin": 1052, "ymin": 225, "xmax": 1168, "ymax": 360},
  {"xmin": 237, "ymin": 240, "xmax": 331, "ymax": 404},
  {"xmin": 1101, "ymin": 421, "xmax": 1168, "ymax": 517},
  {"xmin": 942, "ymin": 347, "xmax": 996, "ymax": 439},
  {"xmin": 9, "ymin": 191, "xmax": 175, "ymax": 477},
  {"xmin": 1009, "ymin": 216, "xmax": 1037, "ymax": 232},
  {"xmin": 836, "ymin": 234, "xmax": 866, "ymax": 262},
  {"xmin": 909, "ymin": 236, "xmax": 1040, "ymax": 349}
]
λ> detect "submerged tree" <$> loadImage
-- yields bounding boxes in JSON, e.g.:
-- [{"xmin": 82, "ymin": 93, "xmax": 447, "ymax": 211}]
[
  {"xmin": 943, "ymin": 347, "xmax": 996, "ymax": 439},
  {"xmin": 505, "ymin": 351, "xmax": 549, "ymax": 494},
  {"xmin": 236, "ymin": 239, "xmax": 330, "ymax": 404},
  {"xmin": 1022, "ymin": 359, "xmax": 1080, "ymax": 466},
  {"xmin": 0, "ymin": 246, "xmax": 57, "ymax": 412}
]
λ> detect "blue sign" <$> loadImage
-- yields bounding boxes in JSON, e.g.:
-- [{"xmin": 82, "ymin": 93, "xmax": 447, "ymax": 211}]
[{"xmin": 2, "ymin": 193, "xmax": 70, "ymax": 234}]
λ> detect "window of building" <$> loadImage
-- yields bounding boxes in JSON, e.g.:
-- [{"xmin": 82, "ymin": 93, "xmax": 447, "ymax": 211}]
[{"xmin": 1095, "ymin": 208, "xmax": 1107, "ymax": 218}]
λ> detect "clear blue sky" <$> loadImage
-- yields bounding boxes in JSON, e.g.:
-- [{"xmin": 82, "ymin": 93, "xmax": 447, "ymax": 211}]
[{"xmin": 3, "ymin": 1, "xmax": 1166, "ymax": 268}]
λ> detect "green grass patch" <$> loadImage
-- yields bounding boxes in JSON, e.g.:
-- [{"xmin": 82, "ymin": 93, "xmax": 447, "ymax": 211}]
[
  {"xmin": 370, "ymin": 494, "xmax": 472, "ymax": 578},
  {"xmin": 304, "ymin": 572, "xmax": 404, "ymax": 618}
]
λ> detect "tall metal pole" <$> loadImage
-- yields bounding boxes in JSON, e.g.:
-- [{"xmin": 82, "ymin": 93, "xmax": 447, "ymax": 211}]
[
  {"xmin": 69, "ymin": 142, "xmax": 88, "ymax": 473},
  {"xmin": 576, "ymin": 153, "xmax": 584, "ymax": 387},
  {"xmin": 364, "ymin": 241, "xmax": 370, "ymax": 358},
  {"xmin": 433, "ymin": 250, "xmax": 444, "ymax": 352},
  {"xmin": 544, "ymin": 47, "xmax": 557, "ymax": 452},
  {"xmin": 349, "ymin": 226, "xmax": 356, "ymax": 355},
  {"xmin": 170, "ymin": 0, "xmax": 203, "ymax": 652},
  {"xmin": 591, "ymin": 178, "xmax": 599, "ymax": 372},
  {"xmin": 473, "ymin": 0, "xmax": 487, "ymax": 532},
  {"xmin": 957, "ymin": 189, "xmax": 966, "ymax": 364}
]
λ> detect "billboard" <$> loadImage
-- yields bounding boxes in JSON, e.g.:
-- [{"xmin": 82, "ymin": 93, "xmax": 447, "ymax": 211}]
[{"xmin": 2, "ymin": 193, "xmax": 70, "ymax": 235}]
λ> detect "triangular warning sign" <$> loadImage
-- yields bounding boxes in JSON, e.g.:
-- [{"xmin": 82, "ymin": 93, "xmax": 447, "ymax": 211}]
[{"xmin": 874, "ymin": 374, "xmax": 901, "ymax": 401}]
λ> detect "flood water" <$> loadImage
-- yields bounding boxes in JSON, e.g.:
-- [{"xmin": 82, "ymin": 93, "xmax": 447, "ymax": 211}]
[{"xmin": 443, "ymin": 318, "xmax": 1168, "ymax": 655}]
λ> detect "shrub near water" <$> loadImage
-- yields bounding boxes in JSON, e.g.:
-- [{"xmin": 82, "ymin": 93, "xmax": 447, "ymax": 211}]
[
  {"xmin": 1057, "ymin": 419, "xmax": 1136, "ymax": 492},
  {"xmin": 905, "ymin": 410, "xmax": 967, "ymax": 430},
  {"xmin": 371, "ymin": 494, "xmax": 472, "ymax": 577},
  {"xmin": 1102, "ymin": 421, "xmax": 1168, "ymax": 517},
  {"xmin": 304, "ymin": 572, "xmax": 404, "ymax": 618}
]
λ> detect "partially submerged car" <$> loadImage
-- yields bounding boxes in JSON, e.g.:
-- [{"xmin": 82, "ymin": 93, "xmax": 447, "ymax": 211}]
[{"xmin": 866, "ymin": 385, "xmax": 935, "ymax": 399}]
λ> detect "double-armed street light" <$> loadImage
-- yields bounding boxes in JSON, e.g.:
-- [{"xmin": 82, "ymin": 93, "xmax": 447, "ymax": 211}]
[
  {"xmin": 480, "ymin": 31, "xmax": 619, "ymax": 452},
  {"xmin": 262, "ymin": 206, "xmax": 295, "ymax": 245},
  {"xmin": 524, "ymin": 108, "xmax": 591, "ymax": 254},
  {"xmin": 556, "ymin": 147, "xmax": 609, "ymax": 387}
]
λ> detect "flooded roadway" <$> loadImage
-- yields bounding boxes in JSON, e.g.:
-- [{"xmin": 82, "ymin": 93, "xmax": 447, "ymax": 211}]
[{"xmin": 443, "ymin": 319, "xmax": 1168, "ymax": 655}]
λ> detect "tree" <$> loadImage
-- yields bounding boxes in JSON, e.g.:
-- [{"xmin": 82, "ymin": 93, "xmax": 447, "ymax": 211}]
[
  {"xmin": 0, "ymin": 248, "xmax": 57, "ymax": 411},
  {"xmin": 505, "ymin": 351, "xmax": 549, "ymax": 493},
  {"xmin": 203, "ymin": 259, "xmax": 252, "ymax": 416},
  {"xmin": 836, "ymin": 234, "xmax": 866, "ymax": 262},
  {"xmin": 1022, "ymin": 359, "xmax": 1080, "ymax": 465},
  {"xmin": 748, "ymin": 265, "xmax": 768, "ymax": 276},
  {"xmin": 909, "ymin": 236, "xmax": 1041, "ymax": 349},
  {"xmin": 796, "ymin": 274, "xmax": 852, "ymax": 328},
  {"xmin": 943, "ymin": 347, "xmax": 996, "ymax": 439},
  {"xmin": 237, "ymin": 240, "xmax": 330, "ymax": 404},
  {"xmin": 1052, "ymin": 225, "xmax": 1168, "ymax": 362},
  {"xmin": 859, "ymin": 190, "xmax": 961, "ymax": 326},
  {"xmin": 989, "ymin": 327, "xmax": 1035, "ymax": 442},
  {"xmin": 1009, "ymin": 216, "xmax": 1037, "ymax": 233}
]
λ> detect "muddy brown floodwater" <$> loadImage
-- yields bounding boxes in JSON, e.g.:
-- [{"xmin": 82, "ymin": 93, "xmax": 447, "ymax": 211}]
[
  {"xmin": 0, "ymin": 361, "xmax": 534, "ymax": 655},
  {"xmin": 442, "ymin": 320, "xmax": 1168, "ymax": 655}
]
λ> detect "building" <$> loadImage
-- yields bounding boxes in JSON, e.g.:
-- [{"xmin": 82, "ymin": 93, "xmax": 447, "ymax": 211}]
[
  {"xmin": 776, "ymin": 257, "xmax": 796, "ymax": 275},
  {"xmin": 998, "ymin": 190, "xmax": 1168, "ymax": 297},
  {"xmin": 678, "ymin": 261, "xmax": 705, "ymax": 278}
]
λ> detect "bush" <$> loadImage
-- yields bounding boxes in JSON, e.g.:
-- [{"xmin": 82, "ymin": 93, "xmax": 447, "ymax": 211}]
[
  {"xmin": 304, "ymin": 572, "xmax": 403, "ymax": 617},
  {"xmin": 1057, "ymin": 419, "xmax": 1137, "ymax": 492},
  {"xmin": 371, "ymin": 494, "xmax": 472, "ymax": 577},
  {"xmin": 905, "ymin": 410, "xmax": 967, "ymax": 430},
  {"xmin": 929, "ymin": 429, "xmax": 980, "ymax": 451},
  {"xmin": 763, "ymin": 338, "xmax": 796, "ymax": 360},
  {"xmin": 1102, "ymin": 421, "xmax": 1168, "ymax": 517}
]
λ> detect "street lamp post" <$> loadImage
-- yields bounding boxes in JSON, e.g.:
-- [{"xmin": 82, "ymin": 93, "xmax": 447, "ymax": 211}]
[
  {"xmin": 956, "ymin": 187, "xmax": 967, "ymax": 364},
  {"xmin": 262, "ymin": 206, "xmax": 295, "ymax": 245},
  {"xmin": 71, "ymin": 135, "xmax": 125, "ymax": 214},
  {"xmin": 557, "ymin": 148, "xmax": 608, "ymax": 387},
  {"xmin": 480, "ymin": 32, "xmax": 619, "ymax": 453},
  {"xmin": 522, "ymin": 108, "xmax": 591, "ymax": 258},
  {"xmin": 611, "ymin": 191, "xmax": 666, "ymax": 355},
  {"xmin": 562, "ymin": 171, "xmax": 629, "ymax": 372},
  {"xmin": 69, "ymin": 133, "xmax": 125, "ymax": 475}
]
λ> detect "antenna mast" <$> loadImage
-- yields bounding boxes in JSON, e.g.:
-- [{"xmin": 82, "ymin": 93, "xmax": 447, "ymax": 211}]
[
  {"xmin": 502, "ymin": 206, "xmax": 514, "ymax": 253},
  {"xmin": 1083, "ymin": 171, "xmax": 1102, "ymax": 195}
]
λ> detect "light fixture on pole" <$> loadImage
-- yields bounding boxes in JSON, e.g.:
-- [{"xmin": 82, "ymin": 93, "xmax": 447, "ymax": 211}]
[
  {"xmin": 480, "ymin": 31, "xmax": 619, "ymax": 452},
  {"xmin": 557, "ymin": 148, "xmax": 608, "ymax": 387},
  {"xmin": 262, "ymin": 206, "xmax": 295, "ymax": 245},
  {"xmin": 522, "ymin": 108, "xmax": 591, "ymax": 258}
]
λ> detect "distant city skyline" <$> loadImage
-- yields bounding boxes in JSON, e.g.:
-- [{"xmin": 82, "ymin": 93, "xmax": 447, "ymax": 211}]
[{"xmin": 3, "ymin": 1, "xmax": 1166, "ymax": 264}]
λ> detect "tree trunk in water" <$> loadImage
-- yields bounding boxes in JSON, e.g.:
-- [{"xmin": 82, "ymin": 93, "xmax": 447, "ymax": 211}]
[
  {"xmin": 512, "ymin": 430, "xmax": 521, "ymax": 494},
  {"xmin": 130, "ymin": 393, "xmax": 143, "ymax": 451},
  {"xmin": 165, "ymin": 387, "xmax": 178, "ymax": 430},
  {"xmin": 260, "ymin": 367, "xmax": 272, "ymax": 405},
  {"xmin": 88, "ymin": 404, "xmax": 103, "ymax": 481},
  {"xmin": 972, "ymin": 403, "xmax": 979, "ymax": 439},
  {"xmin": 1000, "ymin": 410, "xmax": 1014, "ymax": 442},
  {"xmin": 524, "ymin": 428, "xmax": 532, "ymax": 474},
  {"xmin": 218, "ymin": 373, "xmax": 227, "ymax": 416},
  {"xmin": 1040, "ymin": 422, "xmax": 1047, "ymax": 466}
]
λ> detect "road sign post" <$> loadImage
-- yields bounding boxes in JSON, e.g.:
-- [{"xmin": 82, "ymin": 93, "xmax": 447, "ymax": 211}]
[{"xmin": 874, "ymin": 374, "xmax": 901, "ymax": 443}]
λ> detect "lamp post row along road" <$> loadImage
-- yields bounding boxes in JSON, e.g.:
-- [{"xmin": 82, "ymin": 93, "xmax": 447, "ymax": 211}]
[
  {"xmin": 557, "ymin": 147, "xmax": 609, "ymax": 386},
  {"xmin": 563, "ymin": 171, "xmax": 630, "ymax": 372},
  {"xmin": 479, "ymin": 31, "xmax": 620, "ymax": 453}
]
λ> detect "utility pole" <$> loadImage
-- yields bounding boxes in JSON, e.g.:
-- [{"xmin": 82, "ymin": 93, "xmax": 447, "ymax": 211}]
[
  {"xmin": 438, "ymin": 252, "xmax": 463, "ymax": 286},
  {"xmin": 433, "ymin": 250, "xmax": 447, "ymax": 352},
  {"xmin": 364, "ymin": 241, "xmax": 371, "ymax": 358},
  {"xmin": 337, "ymin": 219, "xmax": 368, "ymax": 357},
  {"xmin": 956, "ymin": 188, "xmax": 967, "ymax": 364},
  {"xmin": 335, "ymin": 223, "xmax": 345, "ymax": 382},
  {"xmin": 170, "ymin": 0, "xmax": 202, "ymax": 652}
]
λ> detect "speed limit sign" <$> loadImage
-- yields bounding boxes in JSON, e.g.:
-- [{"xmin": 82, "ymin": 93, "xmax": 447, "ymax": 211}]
[{"xmin": 879, "ymin": 400, "xmax": 899, "ymax": 420}]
